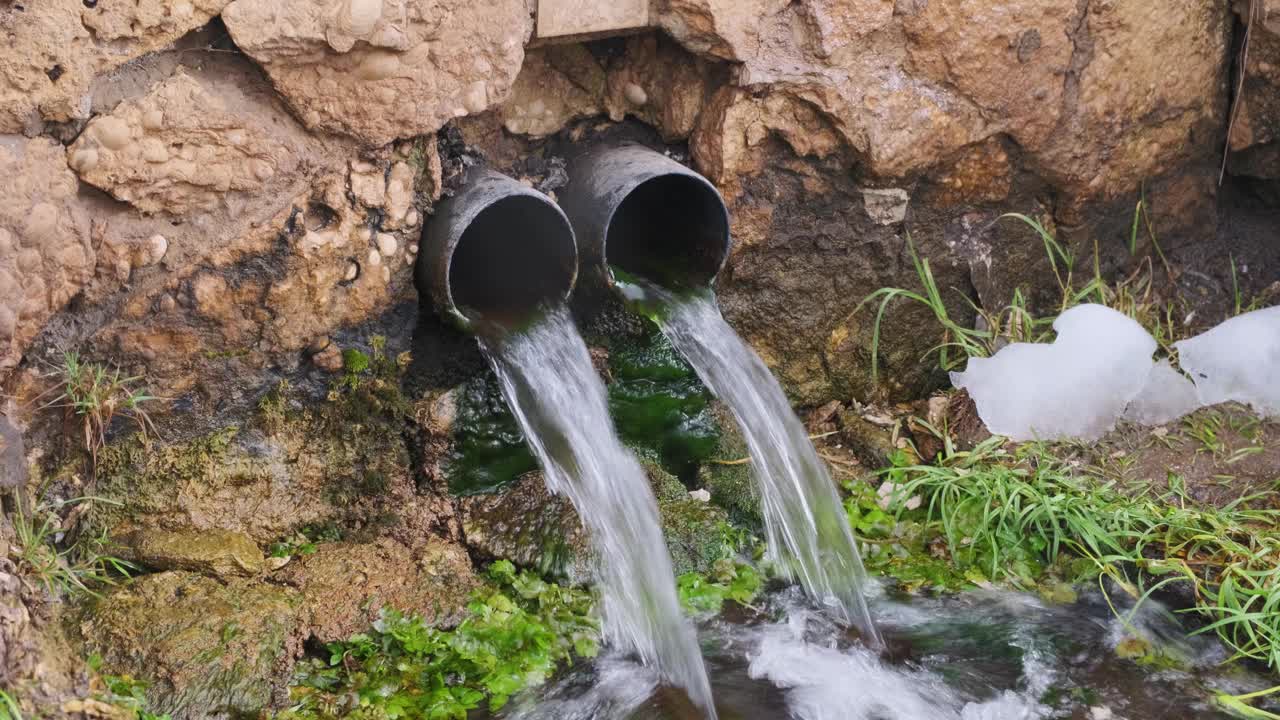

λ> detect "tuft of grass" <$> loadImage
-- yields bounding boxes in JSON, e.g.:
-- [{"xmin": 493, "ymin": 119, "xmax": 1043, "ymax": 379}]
[
  {"xmin": 869, "ymin": 440, "xmax": 1280, "ymax": 672},
  {"xmin": 861, "ymin": 212, "xmax": 1184, "ymax": 383},
  {"xmin": 281, "ymin": 560, "xmax": 599, "ymax": 720},
  {"xmin": 0, "ymin": 691, "xmax": 21, "ymax": 720},
  {"xmin": 44, "ymin": 352, "xmax": 158, "ymax": 465},
  {"xmin": 10, "ymin": 495, "xmax": 134, "ymax": 598}
]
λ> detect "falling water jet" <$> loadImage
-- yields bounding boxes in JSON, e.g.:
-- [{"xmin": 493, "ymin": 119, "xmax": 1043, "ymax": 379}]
[
  {"xmin": 562, "ymin": 145, "xmax": 883, "ymax": 646},
  {"xmin": 419, "ymin": 166, "xmax": 718, "ymax": 717}
]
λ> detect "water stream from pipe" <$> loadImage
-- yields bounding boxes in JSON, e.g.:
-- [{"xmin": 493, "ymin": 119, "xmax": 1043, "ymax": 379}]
[
  {"xmin": 479, "ymin": 305, "xmax": 718, "ymax": 718},
  {"xmin": 619, "ymin": 278, "xmax": 880, "ymax": 644}
]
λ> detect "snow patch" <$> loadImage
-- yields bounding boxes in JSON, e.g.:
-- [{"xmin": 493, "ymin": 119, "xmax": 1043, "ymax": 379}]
[{"xmin": 1174, "ymin": 306, "xmax": 1280, "ymax": 416}]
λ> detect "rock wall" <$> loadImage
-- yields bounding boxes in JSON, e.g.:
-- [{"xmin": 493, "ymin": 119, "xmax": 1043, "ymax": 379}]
[
  {"xmin": 0, "ymin": 1, "xmax": 1273, "ymax": 715},
  {"xmin": 0, "ymin": 0, "xmax": 1247, "ymax": 415}
]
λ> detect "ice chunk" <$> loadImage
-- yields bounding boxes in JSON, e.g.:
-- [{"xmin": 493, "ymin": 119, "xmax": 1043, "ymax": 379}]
[
  {"xmin": 1122, "ymin": 359, "xmax": 1201, "ymax": 425},
  {"xmin": 950, "ymin": 304, "xmax": 1157, "ymax": 441},
  {"xmin": 1174, "ymin": 306, "xmax": 1280, "ymax": 417}
]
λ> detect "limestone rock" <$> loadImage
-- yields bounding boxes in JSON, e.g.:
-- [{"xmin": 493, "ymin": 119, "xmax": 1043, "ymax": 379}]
[
  {"xmin": 0, "ymin": 0, "xmax": 230, "ymax": 133},
  {"xmin": 652, "ymin": 0, "xmax": 775, "ymax": 61},
  {"xmin": 0, "ymin": 138, "xmax": 92, "ymax": 374},
  {"xmin": 671, "ymin": 0, "xmax": 1228, "ymax": 202},
  {"xmin": 84, "ymin": 572, "xmax": 302, "ymax": 720},
  {"xmin": 903, "ymin": 0, "xmax": 1076, "ymax": 151},
  {"xmin": 276, "ymin": 538, "xmax": 479, "ymax": 642},
  {"xmin": 223, "ymin": 0, "xmax": 535, "ymax": 145},
  {"xmin": 1031, "ymin": 0, "xmax": 1230, "ymax": 205},
  {"xmin": 121, "ymin": 528, "xmax": 265, "ymax": 578},
  {"xmin": 68, "ymin": 71, "xmax": 300, "ymax": 215},
  {"xmin": 501, "ymin": 45, "xmax": 605, "ymax": 138}
]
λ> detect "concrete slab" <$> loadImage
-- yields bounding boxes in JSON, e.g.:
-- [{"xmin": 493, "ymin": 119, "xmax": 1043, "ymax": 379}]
[{"xmin": 536, "ymin": 0, "xmax": 649, "ymax": 39}]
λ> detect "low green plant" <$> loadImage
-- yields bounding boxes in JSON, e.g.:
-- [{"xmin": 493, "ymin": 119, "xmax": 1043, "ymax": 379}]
[
  {"xmin": 677, "ymin": 558, "xmax": 763, "ymax": 616},
  {"xmin": 10, "ymin": 495, "xmax": 134, "ymax": 597},
  {"xmin": 268, "ymin": 524, "xmax": 342, "ymax": 559},
  {"xmin": 46, "ymin": 352, "xmax": 158, "ymax": 464},
  {"xmin": 282, "ymin": 560, "xmax": 599, "ymax": 720}
]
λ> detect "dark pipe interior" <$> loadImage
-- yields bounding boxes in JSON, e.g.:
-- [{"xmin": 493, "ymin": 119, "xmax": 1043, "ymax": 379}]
[
  {"xmin": 449, "ymin": 195, "xmax": 575, "ymax": 328},
  {"xmin": 605, "ymin": 175, "xmax": 729, "ymax": 288}
]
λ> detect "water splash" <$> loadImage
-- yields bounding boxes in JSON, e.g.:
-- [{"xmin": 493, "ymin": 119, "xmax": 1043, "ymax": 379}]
[
  {"xmin": 479, "ymin": 305, "xmax": 717, "ymax": 717},
  {"xmin": 631, "ymin": 280, "xmax": 880, "ymax": 643}
]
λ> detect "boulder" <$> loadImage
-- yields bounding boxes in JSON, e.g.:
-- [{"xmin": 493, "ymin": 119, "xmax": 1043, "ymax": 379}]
[{"xmin": 0, "ymin": 138, "xmax": 93, "ymax": 374}]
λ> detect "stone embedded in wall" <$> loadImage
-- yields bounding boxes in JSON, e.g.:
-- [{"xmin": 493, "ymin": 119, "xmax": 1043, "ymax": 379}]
[
  {"xmin": 0, "ymin": 138, "xmax": 93, "ymax": 374},
  {"xmin": 0, "ymin": 0, "xmax": 230, "ymax": 133},
  {"xmin": 691, "ymin": 86, "xmax": 848, "ymax": 201},
  {"xmin": 67, "ymin": 71, "xmax": 301, "ymax": 215},
  {"xmin": 652, "ymin": 0, "xmax": 773, "ymax": 62},
  {"xmin": 666, "ymin": 0, "xmax": 1228, "ymax": 206},
  {"xmin": 222, "ymin": 0, "xmax": 535, "ymax": 146},
  {"xmin": 681, "ymin": 6, "xmax": 989, "ymax": 182},
  {"xmin": 536, "ymin": 0, "xmax": 648, "ymax": 38}
]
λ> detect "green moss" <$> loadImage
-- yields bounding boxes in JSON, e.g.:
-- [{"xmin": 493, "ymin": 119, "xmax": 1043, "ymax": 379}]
[
  {"xmin": 696, "ymin": 406, "xmax": 761, "ymax": 526},
  {"xmin": 85, "ymin": 572, "xmax": 300, "ymax": 719},
  {"xmin": 607, "ymin": 330, "xmax": 720, "ymax": 480},
  {"xmin": 446, "ymin": 375, "xmax": 537, "ymax": 496},
  {"xmin": 91, "ymin": 428, "xmax": 239, "ymax": 533}
]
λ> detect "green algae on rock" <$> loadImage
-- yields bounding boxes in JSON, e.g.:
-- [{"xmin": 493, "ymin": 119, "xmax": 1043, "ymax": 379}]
[
  {"xmin": 459, "ymin": 471, "xmax": 589, "ymax": 579},
  {"xmin": 607, "ymin": 330, "xmax": 721, "ymax": 481},
  {"xmin": 83, "ymin": 571, "xmax": 303, "ymax": 720},
  {"xmin": 446, "ymin": 374, "xmax": 537, "ymax": 496}
]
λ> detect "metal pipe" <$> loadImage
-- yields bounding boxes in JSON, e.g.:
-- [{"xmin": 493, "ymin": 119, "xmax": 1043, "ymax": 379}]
[
  {"xmin": 560, "ymin": 144, "xmax": 731, "ymax": 290},
  {"xmin": 418, "ymin": 167, "xmax": 577, "ymax": 331}
]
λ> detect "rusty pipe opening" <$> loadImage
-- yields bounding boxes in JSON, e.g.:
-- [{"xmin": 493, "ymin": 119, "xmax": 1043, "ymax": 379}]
[
  {"xmin": 561, "ymin": 144, "xmax": 731, "ymax": 290},
  {"xmin": 419, "ymin": 168, "xmax": 577, "ymax": 331}
]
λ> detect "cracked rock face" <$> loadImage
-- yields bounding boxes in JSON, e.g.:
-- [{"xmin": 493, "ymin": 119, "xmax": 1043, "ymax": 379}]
[
  {"xmin": 0, "ymin": 138, "xmax": 92, "ymax": 373},
  {"xmin": 0, "ymin": 0, "xmax": 230, "ymax": 133},
  {"xmin": 222, "ymin": 0, "xmax": 535, "ymax": 145}
]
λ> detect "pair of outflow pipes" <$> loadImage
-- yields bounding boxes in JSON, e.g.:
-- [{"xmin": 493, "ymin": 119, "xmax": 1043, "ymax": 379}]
[{"xmin": 419, "ymin": 145, "xmax": 731, "ymax": 330}]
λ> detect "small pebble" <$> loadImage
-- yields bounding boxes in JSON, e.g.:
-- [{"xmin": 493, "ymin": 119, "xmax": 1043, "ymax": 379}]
[{"xmin": 624, "ymin": 82, "xmax": 648, "ymax": 105}]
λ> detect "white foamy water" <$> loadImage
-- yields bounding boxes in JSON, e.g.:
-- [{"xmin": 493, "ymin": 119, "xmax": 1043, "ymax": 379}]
[
  {"xmin": 646, "ymin": 286, "xmax": 879, "ymax": 643},
  {"xmin": 746, "ymin": 597, "xmax": 1052, "ymax": 720},
  {"xmin": 480, "ymin": 305, "xmax": 716, "ymax": 718}
]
